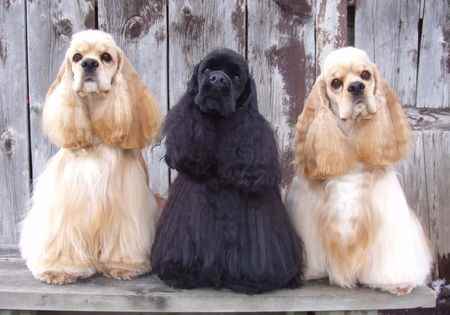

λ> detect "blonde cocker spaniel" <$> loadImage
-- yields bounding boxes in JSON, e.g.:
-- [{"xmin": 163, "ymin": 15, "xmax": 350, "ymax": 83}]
[
  {"xmin": 20, "ymin": 30, "xmax": 161, "ymax": 284},
  {"xmin": 286, "ymin": 47, "xmax": 432, "ymax": 295}
]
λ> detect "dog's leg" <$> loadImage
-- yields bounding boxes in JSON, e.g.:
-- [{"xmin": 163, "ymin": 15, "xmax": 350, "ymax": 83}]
[
  {"xmin": 98, "ymin": 155, "xmax": 156, "ymax": 280},
  {"xmin": 358, "ymin": 171, "xmax": 432, "ymax": 295},
  {"xmin": 319, "ymin": 172, "xmax": 375, "ymax": 288},
  {"xmin": 286, "ymin": 176, "xmax": 327, "ymax": 280},
  {"xmin": 20, "ymin": 150, "xmax": 97, "ymax": 285}
]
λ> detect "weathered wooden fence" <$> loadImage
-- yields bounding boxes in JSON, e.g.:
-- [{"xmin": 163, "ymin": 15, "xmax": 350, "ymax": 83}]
[{"xmin": 0, "ymin": 0, "xmax": 449, "ymax": 311}]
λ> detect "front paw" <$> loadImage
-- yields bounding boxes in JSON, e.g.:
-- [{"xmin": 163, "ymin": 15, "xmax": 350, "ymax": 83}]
[
  {"xmin": 102, "ymin": 267, "xmax": 148, "ymax": 280},
  {"xmin": 100, "ymin": 262, "xmax": 150, "ymax": 280},
  {"xmin": 380, "ymin": 284, "xmax": 414, "ymax": 296},
  {"xmin": 38, "ymin": 271, "xmax": 80, "ymax": 285}
]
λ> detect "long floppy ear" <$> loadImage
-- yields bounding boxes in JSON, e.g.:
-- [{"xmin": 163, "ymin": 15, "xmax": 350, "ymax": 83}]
[
  {"xmin": 91, "ymin": 50, "xmax": 161, "ymax": 149},
  {"xmin": 187, "ymin": 64, "xmax": 199, "ymax": 96},
  {"xmin": 42, "ymin": 54, "xmax": 93, "ymax": 149},
  {"xmin": 355, "ymin": 65, "xmax": 410, "ymax": 166},
  {"xmin": 294, "ymin": 78, "xmax": 356, "ymax": 179},
  {"xmin": 237, "ymin": 76, "xmax": 258, "ymax": 110}
]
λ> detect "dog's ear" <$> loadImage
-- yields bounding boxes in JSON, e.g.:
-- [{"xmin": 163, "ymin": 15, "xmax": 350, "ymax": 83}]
[
  {"xmin": 42, "ymin": 53, "xmax": 93, "ymax": 148},
  {"xmin": 295, "ymin": 77, "xmax": 356, "ymax": 179},
  {"xmin": 237, "ymin": 76, "xmax": 258, "ymax": 110},
  {"xmin": 355, "ymin": 65, "xmax": 410, "ymax": 166},
  {"xmin": 187, "ymin": 64, "xmax": 200, "ymax": 95},
  {"xmin": 91, "ymin": 49, "xmax": 161, "ymax": 149}
]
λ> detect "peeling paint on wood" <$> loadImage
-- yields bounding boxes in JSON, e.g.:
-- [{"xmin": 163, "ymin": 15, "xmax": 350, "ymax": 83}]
[
  {"xmin": 315, "ymin": 0, "xmax": 347, "ymax": 74},
  {"xmin": 247, "ymin": 0, "xmax": 315, "ymax": 188}
]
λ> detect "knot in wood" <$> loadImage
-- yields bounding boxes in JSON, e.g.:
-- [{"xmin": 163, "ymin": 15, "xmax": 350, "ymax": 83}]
[
  {"xmin": 0, "ymin": 129, "xmax": 15, "ymax": 155},
  {"xmin": 124, "ymin": 15, "xmax": 145, "ymax": 40},
  {"xmin": 182, "ymin": 5, "xmax": 192, "ymax": 16},
  {"xmin": 54, "ymin": 18, "xmax": 73, "ymax": 38}
]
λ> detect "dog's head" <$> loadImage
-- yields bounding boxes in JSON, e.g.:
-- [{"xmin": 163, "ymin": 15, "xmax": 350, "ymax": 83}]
[
  {"xmin": 63, "ymin": 30, "xmax": 121, "ymax": 94},
  {"xmin": 295, "ymin": 47, "xmax": 410, "ymax": 179},
  {"xmin": 188, "ymin": 48, "xmax": 256, "ymax": 117},
  {"xmin": 321, "ymin": 47, "xmax": 379, "ymax": 121},
  {"xmin": 44, "ymin": 30, "xmax": 161, "ymax": 149}
]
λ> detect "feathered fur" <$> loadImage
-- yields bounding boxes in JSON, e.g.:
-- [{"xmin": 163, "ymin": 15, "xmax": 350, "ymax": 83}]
[
  {"xmin": 287, "ymin": 47, "xmax": 432, "ymax": 295},
  {"xmin": 151, "ymin": 48, "xmax": 303, "ymax": 293},
  {"xmin": 20, "ymin": 30, "xmax": 161, "ymax": 284}
]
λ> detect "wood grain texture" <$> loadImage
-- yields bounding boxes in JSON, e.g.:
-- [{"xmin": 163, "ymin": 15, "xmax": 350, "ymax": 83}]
[
  {"xmin": 396, "ymin": 131, "xmax": 430, "ymax": 239},
  {"xmin": 247, "ymin": 0, "xmax": 315, "ymax": 188},
  {"xmin": 0, "ymin": 0, "xmax": 30, "ymax": 255},
  {"xmin": 0, "ymin": 259, "xmax": 436, "ymax": 313},
  {"xmin": 423, "ymin": 130, "xmax": 450, "ymax": 280},
  {"xmin": 354, "ymin": 0, "xmax": 421, "ymax": 107},
  {"xmin": 315, "ymin": 0, "xmax": 348, "ymax": 75},
  {"xmin": 168, "ymin": 0, "xmax": 246, "ymax": 107},
  {"xmin": 98, "ymin": 0, "xmax": 169, "ymax": 194},
  {"xmin": 26, "ymin": 0, "xmax": 95, "ymax": 184},
  {"xmin": 417, "ymin": 0, "xmax": 449, "ymax": 108}
]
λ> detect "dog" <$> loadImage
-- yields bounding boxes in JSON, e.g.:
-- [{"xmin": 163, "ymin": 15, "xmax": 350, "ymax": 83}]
[
  {"xmin": 20, "ymin": 30, "xmax": 161, "ymax": 285},
  {"xmin": 286, "ymin": 47, "xmax": 432, "ymax": 295},
  {"xmin": 151, "ymin": 48, "xmax": 303, "ymax": 293}
]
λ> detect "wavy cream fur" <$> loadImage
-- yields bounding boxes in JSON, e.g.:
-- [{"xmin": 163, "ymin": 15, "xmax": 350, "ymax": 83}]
[
  {"xmin": 287, "ymin": 47, "xmax": 432, "ymax": 295},
  {"xmin": 20, "ymin": 30, "xmax": 161, "ymax": 284}
]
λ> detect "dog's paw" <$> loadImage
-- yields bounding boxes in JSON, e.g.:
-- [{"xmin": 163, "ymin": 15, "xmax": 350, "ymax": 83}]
[
  {"xmin": 102, "ymin": 268, "xmax": 146, "ymax": 280},
  {"xmin": 381, "ymin": 284, "xmax": 414, "ymax": 296},
  {"xmin": 38, "ymin": 271, "xmax": 79, "ymax": 285}
]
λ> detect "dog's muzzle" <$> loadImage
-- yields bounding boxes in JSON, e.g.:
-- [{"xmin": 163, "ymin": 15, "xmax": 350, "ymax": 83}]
[{"xmin": 81, "ymin": 58, "xmax": 99, "ymax": 75}]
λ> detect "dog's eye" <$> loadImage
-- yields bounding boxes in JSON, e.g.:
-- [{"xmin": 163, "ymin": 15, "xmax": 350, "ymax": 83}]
[
  {"xmin": 101, "ymin": 52, "xmax": 112, "ymax": 63},
  {"xmin": 72, "ymin": 53, "xmax": 82, "ymax": 63},
  {"xmin": 361, "ymin": 70, "xmax": 371, "ymax": 80},
  {"xmin": 331, "ymin": 79, "xmax": 342, "ymax": 89}
]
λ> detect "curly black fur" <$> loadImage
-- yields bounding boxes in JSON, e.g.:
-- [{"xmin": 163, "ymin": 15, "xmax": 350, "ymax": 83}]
[{"xmin": 151, "ymin": 48, "xmax": 304, "ymax": 293}]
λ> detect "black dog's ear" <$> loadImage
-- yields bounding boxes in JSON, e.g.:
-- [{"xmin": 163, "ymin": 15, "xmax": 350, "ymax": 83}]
[
  {"xmin": 237, "ymin": 76, "xmax": 258, "ymax": 110},
  {"xmin": 187, "ymin": 64, "xmax": 200, "ymax": 95}
]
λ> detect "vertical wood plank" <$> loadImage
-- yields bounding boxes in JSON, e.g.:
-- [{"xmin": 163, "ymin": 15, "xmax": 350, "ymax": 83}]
[
  {"xmin": 423, "ymin": 130, "xmax": 450, "ymax": 281},
  {"xmin": 0, "ymin": 0, "xmax": 29, "ymax": 255},
  {"xmin": 27, "ymin": 0, "xmax": 95, "ymax": 179},
  {"xmin": 416, "ymin": 0, "xmax": 449, "ymax": 108},
  {"xmin": 247, "ymin": 0, "xmax": 316, "ymax": 188},
  {"xmin": 98, "ymin": 0, "xmax": 169, "ymax": 194},
  {"xmin": 354, "ymin": 0, "xmax": 421, "ymax": 107},
  {"xmin": 396, "ymin": 131, "xmax": 430, "ymax": 239},
  {"xmin": 315, "ymin": 0, "xmax": 348, "ymax": 75},
  {"xmin": 168, "ymin": 0, "xmax": 246, "ymax": 108}
]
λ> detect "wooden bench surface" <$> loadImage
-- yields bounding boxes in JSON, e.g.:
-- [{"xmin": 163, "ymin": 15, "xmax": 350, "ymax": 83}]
[{"xmin": 0, "ymin": 259, "xmax": 436, "ymax": 313}]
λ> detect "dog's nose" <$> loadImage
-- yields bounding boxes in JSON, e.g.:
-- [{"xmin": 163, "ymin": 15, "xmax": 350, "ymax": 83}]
[
  {"xmin": 347, "ymin": 81, "xmax": 365, "ymax": 95},
  {"xmin": 209, "ymin": 71, "xmax": 228, "ymax": 88},
  {"xmin": 81, "ymin": 58, "xmax": 99, "ymax": 72}
]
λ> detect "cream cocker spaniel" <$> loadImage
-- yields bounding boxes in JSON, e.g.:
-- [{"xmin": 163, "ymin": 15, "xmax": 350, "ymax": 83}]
[
  {"xmin": 286, "ymin": 47, "xmax": 432, "ymax": 295},
  {"xmin": 20, "ymin": 30, "xmax": 161, "ymax": 284}
]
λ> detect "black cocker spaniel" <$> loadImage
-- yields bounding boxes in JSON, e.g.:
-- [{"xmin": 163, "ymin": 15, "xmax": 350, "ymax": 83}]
[{"xmin": 151, "ymin": 48, "xmax": 304, "ymax": 293}]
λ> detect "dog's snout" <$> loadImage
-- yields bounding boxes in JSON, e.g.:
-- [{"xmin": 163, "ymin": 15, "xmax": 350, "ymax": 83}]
[
  {"xmin": 81, "ymin": 58, "xmax": 99, "ymax": 71},
  {"xmin": 347, "ymin": 81, "xmax": 365, "ymax": 95},
  {"xmin": 209, "ymin": 71, "xmax": 228, "ymax": 88}
]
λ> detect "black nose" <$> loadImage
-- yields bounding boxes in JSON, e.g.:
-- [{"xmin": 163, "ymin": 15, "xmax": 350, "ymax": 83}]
[
  {"xmin": 347, "ymin": 81, "xmax": 365, "ymax": 95},
  {"xmin": 81, "ymin": 58, "xmax": 99, "ymax": 72},
  {"xmin": 209, "ymin": 71, "xmax": 228, "ymax": 88}
]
